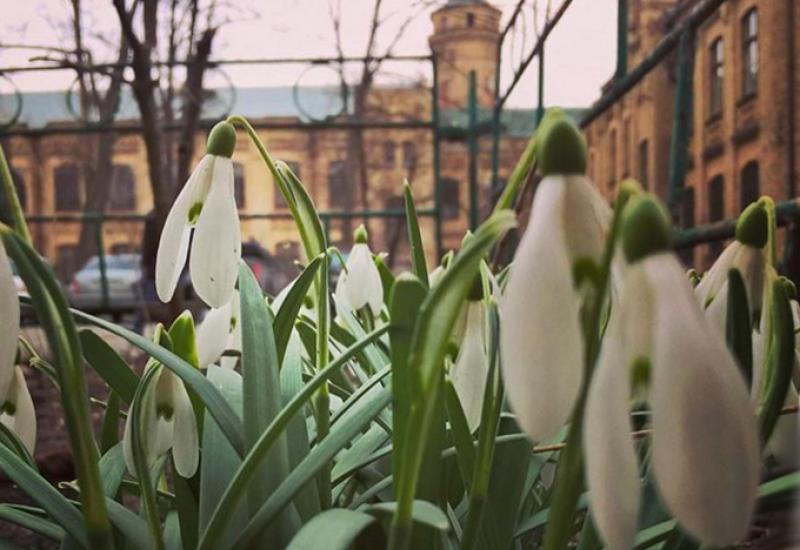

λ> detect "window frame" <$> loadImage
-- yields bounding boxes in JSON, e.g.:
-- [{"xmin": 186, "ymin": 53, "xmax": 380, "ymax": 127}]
[
  {"xmin": 741, "ymin": 8, "xmax": 758, "ymax": 99},
  {"xmin": 709, "ymin": 37, "xmax": 725, "ymax": 120}
]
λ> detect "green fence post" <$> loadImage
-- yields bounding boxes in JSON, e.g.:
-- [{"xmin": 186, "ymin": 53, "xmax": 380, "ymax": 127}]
[
  {"xmin": 667, "ymin": 29, "xmax": 695, "ymax": 209},
  {"xmin": 468, "ymin": 70, "xmax": 479, "ymax": 231},
  {"xmin": 615, "ymin": 0, "xmax": 629, "ymax": 80},
  {"xmin": 93, "ymin": 213, "xmax": 109, "ymax": 309},
  {"xmin": 432, "ymin": 56, "xmax": 444, "ymax": 259},
  {"xmin": 536, "ymin": 47, "xmax": 546, "ymax": 126}
]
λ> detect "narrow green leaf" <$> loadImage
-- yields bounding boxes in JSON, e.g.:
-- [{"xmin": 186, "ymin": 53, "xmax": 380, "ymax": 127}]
[
  {"xmin": 0, "ymin": 505, "xmax": 64, "ymax": 541},
  {"xmin": 725, "ymin": 269, "xmax": 752, "ymax": 386},
  {"xmin": 79, "ymin": 329, "xmax": 139, "ymax": 404},
  {"xmin": 0, "ymin": 423, "xmax": 37, "ymax": 472},
  {"xmin": 105, "ymin": 498, "xmax": 152, "ymax": 549},
  {"xmin": 274, "ymin": 255, "xmax": 322, "ymax": 362},
  {"xmin": 100, "ymin": 391, "xmax": 121, "ymax": 454},
  {"xmin": 98, "ymin": 443, "xmax": 126, "ymax": 498},
  {"xmin": 0, "ymin": 444, "xmax": 87, "ymax": 546},
  {"xmin": 365, "ymin": 500, "xmax": 449, "ymax": 532},
  {"xmin": 286, "ymin": 509, "xmax": 377, "ymax": 550},
  {"xmin": 403, "ymin": 181, "xmax": 429, "ymax": 286},
  {"xmin": 443, "ymin": 378, "xmax": 476, "ymax": 487}
]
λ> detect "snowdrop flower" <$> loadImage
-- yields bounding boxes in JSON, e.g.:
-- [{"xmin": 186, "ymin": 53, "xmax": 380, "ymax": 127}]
[
  {"xmin": 584, "ymin": 196, "xmax": 759, "ymax": 549},
  {"xmin": 196, "ymin": 290, "xmax": 241, "ymax": 369},
  {"xmin": 156, "ymin": 121, "xmax": 241, "ymax": 308},
  {"xmin": 123, "ymin": 365, "xmax": 199, "ymax": 478},
  {"xmin": 450, "ymin": 297, "xmax": 489, "ymax": 431},
  {"xmin": 335, "ymin": 225, "xmax": 383, "ymax": 316},
  {"xmin": 0, "ymin": 367, "xmax": 36, "ymax": 455},
  {"xmin": 0, "ymin": 245, "xmax": 19, "ymax": 400},
  {"xmin": 500, "ymin": 114, "xmax": 611, "ymax": 441},
  {"xmin": 696, "ymin": 200, "xmax": 769, "ymax": 334}
]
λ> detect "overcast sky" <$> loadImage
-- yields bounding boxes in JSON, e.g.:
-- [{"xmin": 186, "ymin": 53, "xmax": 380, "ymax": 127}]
[{"xmin": 0, "ymin": 0, "xmax": 617, "ymax": 109}]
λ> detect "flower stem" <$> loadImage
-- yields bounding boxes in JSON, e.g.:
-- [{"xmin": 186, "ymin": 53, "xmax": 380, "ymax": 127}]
[{"xmin": 0, "ymin": 144, "xmax": 30, "ymax": 244}]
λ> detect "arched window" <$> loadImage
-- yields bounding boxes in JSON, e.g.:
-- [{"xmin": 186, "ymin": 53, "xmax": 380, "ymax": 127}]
[
  {"xmin": 233, "ymin": 162, "xmax": 245, "ymax": 210},
  {"xmin": 109, "ymin": 164, "xmax": 136, "ymax": 211},
  {"xmin": 709, "ymin": 37, "xmax": 724, "ymax": 117},
  {"xmin": 741, "ymin": 8, "xmax": 758, "ymax": 97},
  {"xmin": 54, "ymin": 164, "xmax": 81, "ymax": 211},
  {"xmin": 740, "ymin": 161, "xmax": 759, "ymax": 209},
  {"xmin": 608, "ymin": 129, "xmax": 618, "ymax": 190},
  {"xmin": 328, "ymin": 160, "xmax": 350, "ymax": 209},
  {"xmin": 638, "ymin": 139, "xmax": 650, "ymax": 190},
  {"xmin": 466, "ymin": 12, "xmax": 475, "ymax": 27},
  {"xmin": 441, "ymin": 178, "xmax": 460, "ymax": 220},
  {"xmin": 383, "ymin": 140, "xmax": 396, "ymax": 168}
]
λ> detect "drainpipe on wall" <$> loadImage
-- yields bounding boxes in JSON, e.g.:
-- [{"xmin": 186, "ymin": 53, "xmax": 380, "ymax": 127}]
[{"xmin": 785, "ymin": 0, "xmax": 799, "ymax": 281}]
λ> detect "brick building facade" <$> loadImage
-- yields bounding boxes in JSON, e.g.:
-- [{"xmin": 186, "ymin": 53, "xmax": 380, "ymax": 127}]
[{"xmin": 584, "ymin": 0, "xmax": 799, "ymax": 267}]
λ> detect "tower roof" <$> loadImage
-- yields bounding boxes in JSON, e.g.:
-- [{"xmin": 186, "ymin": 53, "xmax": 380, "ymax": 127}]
[{"xmin": 444, "ymin": 0, "xmax": 489, "ymax": 6}]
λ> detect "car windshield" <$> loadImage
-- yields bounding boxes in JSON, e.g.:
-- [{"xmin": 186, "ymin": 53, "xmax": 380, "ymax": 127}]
[{"xmin": 83, "ymin": 255, "xmax": 140, "ymax": 271}]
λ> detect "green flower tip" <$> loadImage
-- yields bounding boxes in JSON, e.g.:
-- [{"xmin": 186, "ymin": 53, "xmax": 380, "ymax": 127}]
[
  {"xmin": 735, "ymin": 201, "xmax": 768, "ymax": 248},
  {"xmin": 537, "ymin": 115, "xmax": 587, "ymax": 176},
  {"xmin": 615, "ymin": 179, "xmax": 643, "ymax": 209},
  {"xmin": 467, "ymin": 274, "xmax": 484, "ymax": 301},
  {"xmin": 206, "ymin": 121, "xmax": 237, "ymax": 158},
  {"xmin": 779, "ymin": 276, "xmax": 797, "ymax": 300},
  {"xmin": 354, "ymin": 224, "xmax": 368, "ymax": 244},
  {"xmin": 621, "ymin": 195, "xmax": 673, "ymax": 263}
]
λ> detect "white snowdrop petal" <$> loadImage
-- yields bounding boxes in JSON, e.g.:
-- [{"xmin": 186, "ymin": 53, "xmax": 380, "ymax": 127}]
[
  {"xmin": 767, "ymin": 384, "xmax": 799, "ymax": 468},
  {"xmin": 155, "ymin": 155, "xmax": 214, "ymax": 303},
  {"xmin": 196, "ymin": 302, "xmax": 233, "ymax": 368},
  {"xmin": 584, "ymin": 325, "xmax": 640, "ymax": 550},
  {"xmin": 646, "ymin": 253, "xmax": 759, "ymax": 546},
  {"xmin": 0, "ymin": 247, "xmax": 19, "ymax": 399},
  {"xmin": 342, "ymin": 244, "xmax": 381, "ymax": 312},
  {"xmin": 451, "ymin": 302, "xmax": 488, "ymax": 432},
  {"xmin": 12, "ymin": 369, "xmax": 36, "ymax": 456},
  {"xmin": 500, "ymin": 177, "xmax": 584, "ymax": 441},
  {"xmin": 122, "ymin": 408, "xmax": 136, "ymax": 475},
  {"xmin": 191, "ymin": 157, "xmax": 241, "ymax": 308},
  {"xmin": 732, "ymin": 246, "xmax": 766, "ymax": 317},
  {"xmin": 562, "ymin": 175, "xmax": 611, "ymax": 263},
  {"xmin": 171, "ymin": 380, "xmax": 199, "ymax": 478},
  {"xmin": 751, "ymin": 316, "xmax": 767, "ymax": 401},
  {"xmin": 694, "ymin": 241, "xmax": 741, "ymax": 308},
  {"xmin": 704, "ymin": 280, "xmax": 728, "ymax": 337}
]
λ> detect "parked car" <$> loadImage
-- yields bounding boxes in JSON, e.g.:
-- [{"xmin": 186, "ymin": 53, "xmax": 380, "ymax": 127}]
[{"xmin": 68, "ymin": 254, "xmax": 142, "ymax": 311}]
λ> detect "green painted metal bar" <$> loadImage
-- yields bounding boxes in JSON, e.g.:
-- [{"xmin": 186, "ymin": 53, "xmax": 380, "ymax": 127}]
[
  {"xmin": 667, "ymin": 29, "xmax": 695, "ymax": 209},
  {"xmin": 467, "ymin": 71, "xmax": 479, "ymax": 231},
  {"xmin": 536, "ymin": 45, "xmax": 546, "ymax": 126},
  {"xmin": 615, "ymin": 0, "xmax": 629, "ymax": 80},
  {"xmin": 432, "ymin": 56, "xmax": 444, "ymax": 259}
]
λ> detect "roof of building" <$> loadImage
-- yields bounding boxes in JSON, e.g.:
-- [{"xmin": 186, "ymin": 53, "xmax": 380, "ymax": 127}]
[
  {"xmin": 444, "ymin": 0, "xmax": 490, "ymax": 6},
  {"xmin": 0, "ymin": 86, "xmax": 583, "ymax": 139}
]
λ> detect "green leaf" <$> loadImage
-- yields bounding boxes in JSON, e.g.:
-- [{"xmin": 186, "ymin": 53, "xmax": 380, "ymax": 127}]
[
  {"xmin": 105, "ymin": 497, "xmax": 152, "ymax": 549},
  {"xmin": 100, "ymin": 391, "xmax": 121, "ymax": 454},
  {"xmin": 2, "ymin": 230, "xmax": 112, "ymax": 549},
  {"xmin": 0, "ymin": 422, "xmax": 37, "ymax": 472},
  {"xmin": 725, "ymin": 269, "xmax": 752, "ymax": 387},
  {"xmin": 79, "ymin": 329, "xmax": 139, "ymax": 404},
  {"xmin": 168, "ymin": 311, "xmax": 200, "ymax": 369},
  {"xmin": 197, "ymin": 326, "xmax": 389, "ymax": 550},
  {"xmin": 98, "ymin": 443, "xmax": 126, "ymax": 498},
  {"xmin": 374, "ymin": 254, "xmax": 396, "ymax": 308},
  {"xmin": 274, "ymin": 254, "xmax": 322, "ymax": 362},
  {"xmin": 286, "ymin": 509, "xmax": 378, "ymax": 550},
  {"xmin": 365, "ymin": 500, "xmax": 450, "ymax": 531},
  {"xmin": 277, "ymin": 162, "xmax": 327, "ymax": 260},
  {"xmin": 0, "ymin": 505, "xmax": 64, "ymax": 541},
  {"xmin": 231, "ymin": 386, "xmax": 392, "ymax": 549},
  {"xmin": 403, "ymin": 181, "xmax": 429, "ymax": 286},
  {"xmin": 67, "ymin": 307, "xmax": 246, "ymax": 457},
  {"xmin": 0, "ymin": 444, "xmax": 87, "ymax": 546},
  {"xmin": 388, "ymin": 273, "xmax": 427, "ymax": 487},
  {"xmin": 199, "ymin": 366, "xmax": 248, "ymax": 538},
  {"xmin": 444, "ymin": 378, "xmax": 476, "ymax": 487}
]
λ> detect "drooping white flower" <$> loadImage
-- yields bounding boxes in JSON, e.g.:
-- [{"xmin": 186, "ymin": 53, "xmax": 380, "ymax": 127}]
[
  {"xmin": 123, "ymin": 365, "xmax": 199, "ymax": 478},
  {"xmin": 696, "ymin": 201, "xmax": 769, "ymax": 334},
  {"xmin": 196, "ymin": 291, "xmax": 241, "ymax": 369},
  {"xmin": 0, "ymin": 245, "xmax": 19, "ymax": 400},
  {"xmin": 334, "ymin": 226, "xmax": 383, "ymax": 316},
  {"xmin": 584, "ymin": 197, "xmax": 759, "ymax": 549},
  {"xmin": 500, "ymin": 116, "xmax": 610, "ymax": 442},
  {"xmin": 0, "ymin": 367, "xmax": 36, "ymax": 455},
  {"xmin": 450, "ymin": 300, "xmax": 489, "ymax": 432},
  {"xmin": 156, "ymin": 122, "xmax": 241, "ymax": 308}
]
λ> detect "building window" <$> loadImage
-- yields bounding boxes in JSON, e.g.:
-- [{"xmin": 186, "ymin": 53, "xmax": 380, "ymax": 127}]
[
  {"xmin": 233, "ymin": 163, "xmax": 245, "ymax": 210},
  {"xmin": 328, "ymin": 160, "xmax": 349, "ymax": 209},
  {"xmin": 109, "ymin": 164, "xmax": 136, "ymax": 211},
  {"xmin": 54, "ymin": 164, "xmax": 81, "ymax": 212},
  {"xmin": 741, "ymin": 8, "xmax": 758, "ymax": 98},
  {"xmin": 708, "ymin": 175, "xmax": 725, "ymax": 258},
  {"xmin": 709, "ymin": 37, "xmax": 724, "ymax": 118},
  {"xmin": 623, "ymin": 119, "xmax": 632, "ymax": 178},
  {"xmin": 383, "ymin": 140, "xmax": 396, "ymax": 168},
  {"xmin": 638, "ymin": 140, "xmax": 650, "ymax": 190},
  {"xmin": 441, "ymin": 178, "xmax": 459, "ymax": 220},
  {"xmin": 402, "ymin": 141, "xmax": 416, "ymax": 171},
  {"xmin": 740, "ymin": 161, "xmax": 759, "ymax": 209},
  {"xmin": 466, "ymin": 12, "xmax": 475, "ymax": 27}
]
